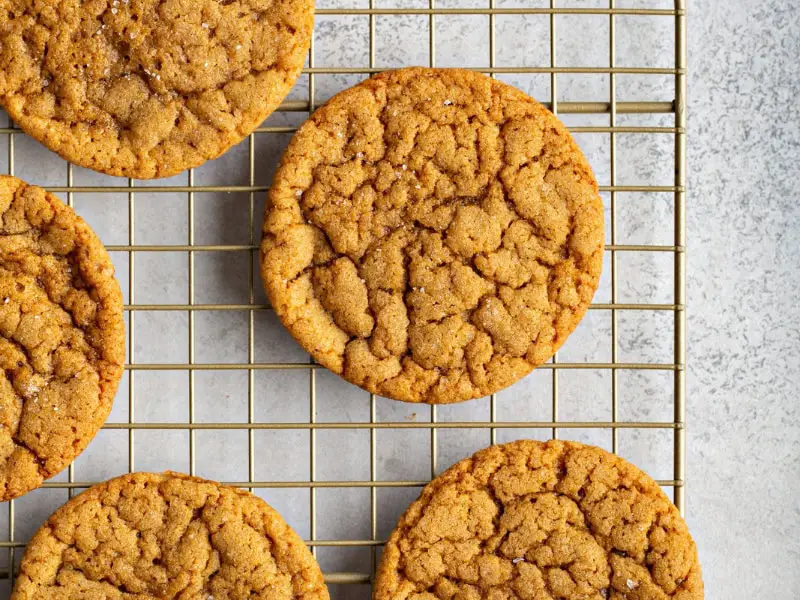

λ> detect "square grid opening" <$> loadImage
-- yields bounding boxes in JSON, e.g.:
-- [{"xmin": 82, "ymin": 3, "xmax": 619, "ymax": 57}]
[{"xmin": 0, "ymin": 2, "xmax": 686, "ymax": 598}]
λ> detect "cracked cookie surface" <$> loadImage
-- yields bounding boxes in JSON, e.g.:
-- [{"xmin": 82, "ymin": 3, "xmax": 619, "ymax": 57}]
[
  {"xmin": 0, "ymin": 0, "xmax": 314, "ymax": 178},
  {"xmin": 375, "ymin": 440, "xmax": 703, "ymax": 600},
  {"xmin": 0, "ymin": 175, "xmax": 124, "ymax": 500},
  {"xmin": 12, "ymin": 471, "xmax": 330, "ymax": 600},
  {"xmin": 261, "ymin": 68, "xmax": 604, "ymax": 404}
]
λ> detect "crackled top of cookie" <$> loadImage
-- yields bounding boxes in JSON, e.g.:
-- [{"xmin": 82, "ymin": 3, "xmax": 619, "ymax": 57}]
[
  {"xmin": 0, "ymin": 0, "xmax": 314, "ymax": 178},
  {"xmin": 13, "ymin": 472, "xmax": 330, "ymax": 600},
  {"xmin": 375, "ymin": 440, "xmax": 703, "ymax": 600},
  {"xmin": 261, "ymin": 68, "xmax": 604, "ymax": 404},
  {"xmin": 0, "ymin": 176, "xmax": 124, "ymax": 500}
]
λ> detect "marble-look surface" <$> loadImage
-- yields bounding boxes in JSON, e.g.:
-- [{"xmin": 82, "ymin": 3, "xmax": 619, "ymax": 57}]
[
  {"xmin": 0, "ymin": 0, "xmax": 796, "ymax": 598},
  {"xmin": 689, "ymin": 1, "xmax": 800, "ymax": 597}
]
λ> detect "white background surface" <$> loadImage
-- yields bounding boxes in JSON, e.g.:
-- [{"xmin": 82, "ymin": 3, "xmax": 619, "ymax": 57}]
[{"xmin": 0, "ymin": 1, "xmax": 798, "ymax": 598}]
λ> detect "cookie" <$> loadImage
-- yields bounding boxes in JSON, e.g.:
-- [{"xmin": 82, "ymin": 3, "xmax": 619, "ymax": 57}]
[
  {"xmin": 0, "ymin": 0, "xmax": 314, "ymax": 179},
  {"xmin": 12, "ymin": 472, "xmax": 330, "ymax": 599},
  {"xmin": 261, "ymin": 68, "xmax": 604, "ymax": 404},
  {"xmin": 0, "ymin": 175, "xmax": 124, "ymax": 500},
  {"xmin": 375, "ymin": 440, "xmax": 703, "ymax": 600}
]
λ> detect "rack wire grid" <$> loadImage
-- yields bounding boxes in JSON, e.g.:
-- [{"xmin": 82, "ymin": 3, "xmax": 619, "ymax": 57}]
[{"xmin": 0, "ymin": 0, "xmax": 686, "ymax": 597}]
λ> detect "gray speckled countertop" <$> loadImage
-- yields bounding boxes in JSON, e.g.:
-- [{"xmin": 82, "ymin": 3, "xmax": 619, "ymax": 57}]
[
  {"xmin": 0, "ymin": 0, "xmax": 798, "ymax": 598},
  {"xmin": 689, "ymin": 1, "xmax": 800, "ymax": 596}
]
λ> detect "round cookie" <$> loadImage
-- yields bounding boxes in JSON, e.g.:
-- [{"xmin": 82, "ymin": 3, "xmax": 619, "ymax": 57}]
[
  {"xmin": 12, "ymin": 472, "xmax": 330, "ymax": 599},
  {"xmin": 261, "ymin": 68, "xmax": 604, "ymax": 404},
  {"xmin": 0, "ymin": 0, "xmax": 314, "ymax": 179},
  {"xmin": 0, "ymin": 175, "xmax": 124, "ymax": 500},
  {"xmin": 375, "ymin": 440, "xmax": 703, "ymax": 600}
]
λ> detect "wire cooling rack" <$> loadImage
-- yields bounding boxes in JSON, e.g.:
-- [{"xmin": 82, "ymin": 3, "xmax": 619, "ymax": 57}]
[{"xmin": 0, "ymin": 1, "xmax": 686, "ymax": 596}]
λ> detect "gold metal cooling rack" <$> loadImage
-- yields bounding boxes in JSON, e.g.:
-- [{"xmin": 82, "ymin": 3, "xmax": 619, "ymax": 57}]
[{"xmin": 0, "ymin": 1, "xmax": 686, "ymax": 596}]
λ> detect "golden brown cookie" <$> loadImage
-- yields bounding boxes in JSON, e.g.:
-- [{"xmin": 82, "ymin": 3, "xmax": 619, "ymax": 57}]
[
  {"xmin": 0, "ymin": 0, "xmax": 314, "ymax": 178},
  {"xmin": 0, "ymin": 175, "xmax": 124, "ymax": 500},
  {"xmin": 375, "ymin": 440, "xmax": 703, "ymax": 600},
  {"xmin": 12, "ymin": 472, "xmax": 330, "ymax": 599},
  {"xmin": 261, "ymin": 68, "xmax": 604, "ymax": 404}
]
